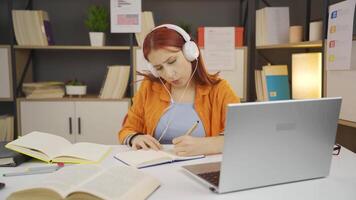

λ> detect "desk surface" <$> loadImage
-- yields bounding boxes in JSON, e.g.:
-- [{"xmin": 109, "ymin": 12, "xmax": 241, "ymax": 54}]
[{"xmin": 1, "ymin": 146, "xmax": 356, "ymax": 200}]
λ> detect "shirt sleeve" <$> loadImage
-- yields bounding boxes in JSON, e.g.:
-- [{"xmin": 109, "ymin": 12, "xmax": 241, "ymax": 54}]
[
  {"xmin": 216, "ymin": 79, "xmax": 241, "ymax": 134},
  {"xmin": 118, "ymin": 79, "xmax": 150, "ymax": 144}
]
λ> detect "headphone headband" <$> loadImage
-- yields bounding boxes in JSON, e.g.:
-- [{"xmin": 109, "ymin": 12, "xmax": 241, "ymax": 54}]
[
  {"xmin": 152, "ymin": 24, "xmax": 192, "ymax": 42},
  {"xmin": 144, "ymin": 24, "xmax": 199, "ymax": 77}
]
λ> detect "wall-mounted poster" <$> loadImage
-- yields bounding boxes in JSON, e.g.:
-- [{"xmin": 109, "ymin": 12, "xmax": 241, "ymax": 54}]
[{"xmin": 110, "ymin": 0, "xmax": 141, "ymax": 33}]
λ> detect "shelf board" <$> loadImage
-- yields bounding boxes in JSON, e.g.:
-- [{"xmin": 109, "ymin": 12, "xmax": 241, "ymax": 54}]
[
  {"xmin": 338, "ymin": 119, "xmax": 356, "ymax": 128},
  {"xmin": 256, "ymin": 40, "xmax": 323, "ymax": 49},
  {"xmin": 17, "ymin": 96, "xmax": 131, "ymax": 102},
  {"xmin": 14, "ymin": 45, "xmax": 132, "ymax": 50}
]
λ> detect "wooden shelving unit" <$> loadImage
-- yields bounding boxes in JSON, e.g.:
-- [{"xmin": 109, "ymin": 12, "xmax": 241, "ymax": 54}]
[
  {"xmin": 16, "ymin": 96, "xmax": 132, "ymax": 102},
  {"xmin": 256, "ymin": 40, "xmax": 322, "ymax": 50},
  {"xmin": 14, "ymin": 45, "xmax": 131, "ymax": 50}
]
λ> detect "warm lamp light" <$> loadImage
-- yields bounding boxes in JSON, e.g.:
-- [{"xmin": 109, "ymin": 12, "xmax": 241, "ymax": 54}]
[{"xmin": 292, "ymin": 53, "xmax": 322, "ymax": 99}]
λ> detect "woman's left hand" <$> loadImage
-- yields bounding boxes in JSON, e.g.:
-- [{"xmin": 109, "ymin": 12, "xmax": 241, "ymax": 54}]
[{"xmin": 172, "ymin": 136, "xmax": 224, "ymax": 156}]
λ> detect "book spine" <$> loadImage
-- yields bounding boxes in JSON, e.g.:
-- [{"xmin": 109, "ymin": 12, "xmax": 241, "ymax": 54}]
[{"xmin": 43, "ymin": 20, "xmax": 55, "ymax": 45}]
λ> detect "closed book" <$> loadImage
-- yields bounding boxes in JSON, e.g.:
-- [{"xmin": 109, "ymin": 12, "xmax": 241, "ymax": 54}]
[
  {"xmin": 254, "ymin": 70, "xmax": 264, "ymax": 101},
  {"xmin": 111, "ymin": 66, "xmax": 130, "ymax": 99},
  {"xmin": 256, "ymin": 7, "xmax": 290, "ymax": 46},
  {"xmin": 41, "ymin": 11, "xmax": 55, "ymax": 45},
  {"xmin": 262, "ymin": 65, "xmax": 291, "ymax": 101},
  {"xmin": 135, "ymin": 11, "xmax": 155, "ymax": 47},
  {"xmin": 0, "ymin": 141, "xmax": 31, "ymax": 167},
  {"xmin": 0, "ymin": 115, "xmax": 14, "ymax": 142}
]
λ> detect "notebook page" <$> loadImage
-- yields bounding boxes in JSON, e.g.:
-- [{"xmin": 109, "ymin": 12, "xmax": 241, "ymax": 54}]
[
  {"xmin": 162, "ymin": 149, "xmax": 205, "ymax": 161},
  {"xmin": 114, "ymin": 150, "xmax": 171, "ymax": 167}
]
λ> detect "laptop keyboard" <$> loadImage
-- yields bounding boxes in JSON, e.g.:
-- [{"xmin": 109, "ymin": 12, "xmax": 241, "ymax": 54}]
[{"xmin": 197, "ymin": 171, "xmax": 220, "ymax": 187}]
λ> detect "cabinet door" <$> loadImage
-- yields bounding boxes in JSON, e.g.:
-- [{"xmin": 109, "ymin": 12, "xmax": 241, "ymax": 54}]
[
  {"xmin": 75, "ymin": 101, "xmax": 129, "ymax": 144},
  {"xmin": 20, "ymin": 101, "xmax": 76, "ymax": 142}
]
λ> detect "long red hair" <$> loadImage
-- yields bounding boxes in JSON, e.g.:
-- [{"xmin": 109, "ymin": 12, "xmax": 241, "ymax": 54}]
[{"xmin": 140, "ymin": 26, "xmax": 220, "ymax": 85}]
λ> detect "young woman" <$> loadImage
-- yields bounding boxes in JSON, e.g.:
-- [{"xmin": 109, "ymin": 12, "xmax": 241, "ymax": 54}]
[{"xmin": 118, "ymin": 24, "xmax": 240, "ymax": 156}]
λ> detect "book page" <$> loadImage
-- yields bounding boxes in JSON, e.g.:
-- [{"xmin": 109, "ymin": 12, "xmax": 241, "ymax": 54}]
[
  {"xmin": 71, "ymin": 166, "xmax": 160, "ymax": 200},
  {"xmin": 6, "ymin": 131, "xmax": 72, "ymax": 159},
  {"xmin": 10, "ymin": 165, "xmax": 101, "ymax": 198},
  {"xmin": 114, "ymin": 150, "xmax": 172, "ymax": 167},
  {"xmin": 54, "ymin": 143, "xmax": 111, "ymax": 163}
]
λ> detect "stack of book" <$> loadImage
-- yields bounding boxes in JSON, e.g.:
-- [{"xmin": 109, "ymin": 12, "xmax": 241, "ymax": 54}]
[
  {"xmin": 0, "ymin": 115, "xmax": 13, "ymax": 142},
  {"xmin": 99, "ymin": 66, "xmax": 130, "ymax": 99},
  {"xmin": 0, "ymin": 141, "xmax": 30, "ymax": 167},
  {"xmin": 255, "ymin": 7, "xmax": 289, "ymax": 46},
  {"xmin": 135, "ymin": 11, "xmax": 155, "ymax": 47},
  {"xmin": 22, "ymin": 82, "xmax": 65, "ymax": 99},
  {"xmin": 12, "ymin": 10, "xmax": 54, "ymax": 46},
  {"xmin": 255, "ymin": 65, "xmax": 290, "ymax": 101}
]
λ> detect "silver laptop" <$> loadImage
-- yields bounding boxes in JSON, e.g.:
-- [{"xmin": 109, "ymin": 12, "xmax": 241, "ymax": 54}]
[{"xmin": 183, "ymin": 97, "xmax": 342, "ymax": 193}]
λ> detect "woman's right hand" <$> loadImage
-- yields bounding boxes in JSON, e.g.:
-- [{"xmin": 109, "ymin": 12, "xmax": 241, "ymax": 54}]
[{"xmin": 131, "ymin": 134, "xmax": 162, "ymax": 150}]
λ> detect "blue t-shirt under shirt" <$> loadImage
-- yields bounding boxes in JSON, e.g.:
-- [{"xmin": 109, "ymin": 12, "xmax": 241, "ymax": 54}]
[{"xmin": 154, "ymin": 102, "xmax": 205, "ymax": 144}]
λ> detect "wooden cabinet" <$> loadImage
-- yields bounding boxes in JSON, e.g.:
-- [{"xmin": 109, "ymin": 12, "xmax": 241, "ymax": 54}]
[{"xmin": 19, "ymin": 99, "xmax": 130, "ymax": 144}]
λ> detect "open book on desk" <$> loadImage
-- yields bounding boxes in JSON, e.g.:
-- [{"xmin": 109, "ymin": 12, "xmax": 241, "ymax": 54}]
[
  {"xmin": 7, "ymin": 165, "xmax": 160, "ymax": 200},
  {"xmin": 5, "ymin": 131, "xmax": 111, "ymax": 164},
  {"xmin": 114, "ymin": 149, "xmax": 205, "ymax": 168}
]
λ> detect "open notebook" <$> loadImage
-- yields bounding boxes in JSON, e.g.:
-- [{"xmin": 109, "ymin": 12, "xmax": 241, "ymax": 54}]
[
  {"xmin": 114, "ymin": 149, "xmax": 205, "ymax": 168},
  {"xmin": 7, "ymin": 165, "xmax": 160, "ymax": 200},
  {"xmin": 5, "ymin": 131, "xmax": 111, "ymax": 164}
]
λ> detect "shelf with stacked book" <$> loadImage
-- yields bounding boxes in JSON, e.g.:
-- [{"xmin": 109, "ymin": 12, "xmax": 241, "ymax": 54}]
[
  {"xmin": 14, "ymin": 45, "xmax": 131, "ymax": 50},
  {"xmin": 6, "ymin": 1, "xmax": 138, "ymax": 142},
  {"xmin": 256, "ymin": 40, "xmax": 323, "ymax": 50},
  {"xmin": 247, "ymin": 1, "xmax": 330, "ymax": 103},
  {"xmin": 16, "ymin": 97, "xmax": 132, "ymax": 102}
]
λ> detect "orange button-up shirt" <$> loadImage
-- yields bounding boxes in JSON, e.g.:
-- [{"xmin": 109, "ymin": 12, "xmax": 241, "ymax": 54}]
[{"xmin": 118, "ymin": 78, "xmax": 240, "ymax": 144}]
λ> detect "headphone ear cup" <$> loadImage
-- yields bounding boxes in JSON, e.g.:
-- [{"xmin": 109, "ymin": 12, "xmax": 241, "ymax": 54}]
[
  {"xmin": 147, "ymin": 63, "xmax": 159, "ymax": 78},
  {"xmin": 183, "ymin": 41, "xmax": 199, "ymax": 61}
]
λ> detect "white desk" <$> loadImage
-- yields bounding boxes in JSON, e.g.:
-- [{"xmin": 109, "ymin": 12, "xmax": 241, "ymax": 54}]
[{"xmin": 1, "ymin": 146, "xmax": 356, "ymax": 200}]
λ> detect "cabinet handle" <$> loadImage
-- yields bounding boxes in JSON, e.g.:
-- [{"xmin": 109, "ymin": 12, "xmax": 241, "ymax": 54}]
[
  {"xmin": 69, "ymin": 117, "xmax": 72, "ymax": 135},
  {"xmin": 78, "ymin": 117, "xmax": 81, "ymax": 135}
]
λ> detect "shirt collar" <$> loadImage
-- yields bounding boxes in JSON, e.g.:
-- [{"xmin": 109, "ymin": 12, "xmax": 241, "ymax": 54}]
[{"xmin": 152, "ymin": 81, "xmax": 211, "ymax": 102}]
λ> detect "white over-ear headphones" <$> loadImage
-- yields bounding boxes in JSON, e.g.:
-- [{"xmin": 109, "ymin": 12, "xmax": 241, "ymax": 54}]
[{"xmin": 145, "ymin": 24, "xmax": 200, "ymax": 78}]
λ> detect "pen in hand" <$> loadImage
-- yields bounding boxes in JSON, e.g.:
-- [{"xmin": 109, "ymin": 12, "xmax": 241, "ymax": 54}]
[{"xmin": 184, "ymin": 121, "xmax": 199, "ymax": 136}]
